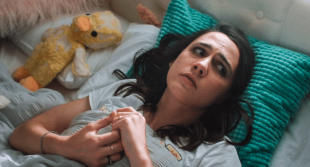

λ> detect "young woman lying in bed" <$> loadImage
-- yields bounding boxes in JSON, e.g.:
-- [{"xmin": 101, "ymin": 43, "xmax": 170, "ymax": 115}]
[{"xmin": 10, "ymin": 23, "xmax": 255, "ymax": 167}]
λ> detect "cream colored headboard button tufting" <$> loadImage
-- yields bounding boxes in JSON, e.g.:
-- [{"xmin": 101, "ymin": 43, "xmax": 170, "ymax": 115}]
[{"xmin": 188, "ymin": 0, "xmax": 310, "ymax": 56}]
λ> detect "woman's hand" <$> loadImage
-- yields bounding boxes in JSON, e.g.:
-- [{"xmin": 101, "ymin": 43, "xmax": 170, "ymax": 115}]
[
  {"xmin": 112, "ymin": 107, "xmax": 152, "ymax": 167},
  {"xmin": 62, "ymin": 111, "xmax": 123, "ymax": 167}
]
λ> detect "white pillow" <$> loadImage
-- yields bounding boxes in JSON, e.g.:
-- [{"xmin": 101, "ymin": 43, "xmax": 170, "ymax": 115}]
[
  {"xmin": 77, "ymin": 23, "xmax": 160, "ymax": 98},
  {"xmin": 9, "ymin": 11, "xmax": 130, "ymax": 89}
]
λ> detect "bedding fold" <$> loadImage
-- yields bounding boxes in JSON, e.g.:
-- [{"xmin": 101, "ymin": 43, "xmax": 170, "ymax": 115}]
[{"xmin": 0, "ymin": 60, "xmax": 83, "ymax": 166}]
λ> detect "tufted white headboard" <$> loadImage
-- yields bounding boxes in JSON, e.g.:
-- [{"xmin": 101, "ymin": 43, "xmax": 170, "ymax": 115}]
[
  {"xmin": 110, "ymin": 0, "xmax": 310, "ymax": 57},
  {"xmin": 188, "ymin": 0, "xmax": 310, "ymax": 57}
]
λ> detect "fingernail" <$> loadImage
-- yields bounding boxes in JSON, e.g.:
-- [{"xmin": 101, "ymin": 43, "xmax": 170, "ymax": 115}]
[
  {"xmin": 108, "ymin": 110, "xmax": 116, "ymax": 119},
  {"xmin": 108, "ymin": 112, "xmax": 113, "ymax": 118}
]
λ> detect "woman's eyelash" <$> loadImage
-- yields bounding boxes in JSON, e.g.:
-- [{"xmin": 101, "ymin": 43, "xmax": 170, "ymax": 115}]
[{"xmin": 217, "ymin": 64, "xmax": 227, "ymax": 77}]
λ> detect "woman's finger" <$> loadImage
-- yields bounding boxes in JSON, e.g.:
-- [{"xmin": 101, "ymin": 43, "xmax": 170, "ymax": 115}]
[
  {"xmin": 98, "ymin": 153, "xmax": 122, "ymax": 166},
  {"xmin": 88, "ymin": 112, "xmax": 116, "ymax": 131},
  {"xmin": 112, "ymin": 116, "xmax": 123, "ymax": 124},
  {"xmin": 97, "ymin": 140, "xmax": 123, "ymax": 157},
  {"xmin": 111, "ymin": 117, "xmax": 128, "ymax": 131},
  {"xmin": 107, "ymin": 140, "xmax": 123, "ymax": 155},
  {"xmin": 115, "ymin": 106, "xmax": 136, "ymax": 113},
  {"xmin": 112, "ymin": 113, "xmax": 133, "ymax": 124},
  {"xmin": 110, "ymin": 153, "xmax": 122, "ymax": 164},
  {"xmin": 109, "ymin": 110, "xmax": 117, "ymax": 119},
  {"xmin": 116, "ymin": 112, "xmax": 140, "ymax": 116},
  {"xmin": 97, "ymin": 130, "xmax": 120, "ymax": 146},
  {"xmin": 112, "ymin": 112, "xmax": 144, "ymax": 128},
  {"xmin": 113, "ymin": 111, "xmax": 142, "ymax": 122}
]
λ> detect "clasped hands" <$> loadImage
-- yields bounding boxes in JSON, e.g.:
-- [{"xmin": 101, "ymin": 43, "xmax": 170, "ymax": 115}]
[{"xmin": 63, "ymin": 107, "xmax": 148, "ymax": 167}]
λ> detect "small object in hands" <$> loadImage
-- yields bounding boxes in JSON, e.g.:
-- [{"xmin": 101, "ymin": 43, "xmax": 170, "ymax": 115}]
[{"xmin": 118, "ymin": 116, "xmax": 122, "ymax": 121}]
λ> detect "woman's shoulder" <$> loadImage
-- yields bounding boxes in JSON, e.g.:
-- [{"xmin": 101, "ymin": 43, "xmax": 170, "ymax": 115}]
[
  {"xmin": 195, "ymin": 137, "xmax": 241, "ymax": 166},
  {"xmin": 88, "ymin": 79, "xmax": 140, "ymax": 110},
  {"xmin": 200, "ymin": 137, "xmax": 237, "ymax": 152}
]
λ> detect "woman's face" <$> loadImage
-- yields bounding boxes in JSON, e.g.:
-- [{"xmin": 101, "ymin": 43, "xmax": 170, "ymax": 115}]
[{"xmin": 167, "ymin": 32, "xmax": 240, "ymax": 110}]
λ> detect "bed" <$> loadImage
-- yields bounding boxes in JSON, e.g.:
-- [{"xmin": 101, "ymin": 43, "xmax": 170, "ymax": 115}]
[{"xmin": 0, "ymin": 0, "xmax": 309, "ymax": 166}]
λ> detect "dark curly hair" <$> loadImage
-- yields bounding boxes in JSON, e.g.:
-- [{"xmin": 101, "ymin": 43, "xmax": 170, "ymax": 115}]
[{"xmin": 113, "ymin": 23, "xmax": 255, "ymax": 151}]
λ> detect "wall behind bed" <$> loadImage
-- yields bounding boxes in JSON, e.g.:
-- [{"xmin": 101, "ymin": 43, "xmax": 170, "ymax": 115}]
[{"xmin": 109, "ymin": 0, "xmax": 310, "ymax": 55}]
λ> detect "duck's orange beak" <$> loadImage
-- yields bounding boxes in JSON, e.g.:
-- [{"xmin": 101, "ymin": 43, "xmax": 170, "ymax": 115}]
[{"xmin": 76, "ymin": 17, "xmax": 90, "ymax": 31}]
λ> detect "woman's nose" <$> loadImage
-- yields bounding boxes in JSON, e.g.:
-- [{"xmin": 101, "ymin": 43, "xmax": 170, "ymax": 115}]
[{"xmin": 192, "ymin": 60, "xmax": 209, "ymax": 77}]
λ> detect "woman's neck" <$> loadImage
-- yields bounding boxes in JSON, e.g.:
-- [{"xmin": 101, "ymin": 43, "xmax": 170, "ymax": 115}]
[{"xmin": 144, "ymin": 88, "xmax": 205, "ymax": 131}]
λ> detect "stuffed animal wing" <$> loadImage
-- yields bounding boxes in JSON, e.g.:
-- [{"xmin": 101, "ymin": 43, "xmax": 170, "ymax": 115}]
[{"xmin": 72, "ymin": 46, "xmax": 89, "ymax": 76}]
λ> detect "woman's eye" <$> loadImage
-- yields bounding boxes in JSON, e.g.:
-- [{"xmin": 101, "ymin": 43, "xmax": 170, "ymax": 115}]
[
  {"xmin": 193, "ymin": 47, "xmax": 205, "ymax": 57},
  {"xmin": 217, "ymin": 64, "xmax": 227, "ymax": 76}
]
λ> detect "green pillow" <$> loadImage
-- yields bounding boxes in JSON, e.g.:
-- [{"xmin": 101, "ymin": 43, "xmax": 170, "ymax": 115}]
[{"xmin": 129, "ymin": 0, "xmax": 310, "ymax": 166}]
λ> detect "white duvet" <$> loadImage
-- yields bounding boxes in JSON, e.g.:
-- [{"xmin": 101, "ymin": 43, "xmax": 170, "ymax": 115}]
[{"xmin": 0, "ymin": 23, "xmax": 159, "ymax": 166}]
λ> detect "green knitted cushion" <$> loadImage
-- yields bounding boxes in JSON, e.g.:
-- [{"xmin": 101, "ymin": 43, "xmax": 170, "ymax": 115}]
[{"xmin": 128, "ymin": 0, "xmax": 310, "ymax": 166}]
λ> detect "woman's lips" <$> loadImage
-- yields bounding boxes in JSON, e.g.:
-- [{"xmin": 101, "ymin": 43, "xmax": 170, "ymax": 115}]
[{"xmin": 181, "ymin": 74, "xmax": 197, "ymax": 89}]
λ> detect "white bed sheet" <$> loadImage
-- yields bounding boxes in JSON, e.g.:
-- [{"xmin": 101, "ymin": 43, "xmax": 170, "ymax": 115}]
[{"xmin": 271, "ymin": 97, "xmax": 310, "ymax": 167}]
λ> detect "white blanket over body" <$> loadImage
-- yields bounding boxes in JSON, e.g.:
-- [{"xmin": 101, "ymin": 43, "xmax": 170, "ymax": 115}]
[{"xmin": 0, "ymin": 23, "xmax": 160, "ymax": 167}]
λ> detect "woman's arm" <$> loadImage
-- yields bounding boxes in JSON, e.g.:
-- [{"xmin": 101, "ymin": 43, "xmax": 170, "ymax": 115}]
[
  {"xmin": 9, "ymin": 97, "xmax": 123, "ymax": 167},
  {"xmin": 10, "ymin": 97, "xmax": 91, "ymax": 154}
]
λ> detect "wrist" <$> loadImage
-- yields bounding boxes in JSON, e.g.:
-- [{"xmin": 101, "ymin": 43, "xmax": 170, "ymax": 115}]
[
  {"xmin": 55, "ymin": 135, "xmax": 72, "ymax": 158},
  {"xmin": 42, "ymin": 133, "xmax": 69, "ymax": 156},
  {"xmin": 40, "ymin": 131, "xmax": 59, "ymax": 154},
  {"xmin": 128, "ymin": 145, "xmax": 152, "ymax": 167},
  {"xmin": 130, "ymin": 153, "xmax": 153, "ymax": 167}
]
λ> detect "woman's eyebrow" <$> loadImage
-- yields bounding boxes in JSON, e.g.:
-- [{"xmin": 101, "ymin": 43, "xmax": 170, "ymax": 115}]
[
  {"xmin": 198, "ymin": 42, "xmax": 213, "ymax": 50},
  {"xmin": 198, "ymin": 42, "xmax": 232, "ymax": 73}
]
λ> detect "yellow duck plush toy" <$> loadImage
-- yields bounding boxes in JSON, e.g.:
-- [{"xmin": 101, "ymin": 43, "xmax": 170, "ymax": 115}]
[{"xmin": 12, "ymin": 11, "xmax": 122, "ymax": 92}]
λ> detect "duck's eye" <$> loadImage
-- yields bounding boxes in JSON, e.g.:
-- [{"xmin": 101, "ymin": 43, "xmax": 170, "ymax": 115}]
[
  {"xmin": 86, "ymin": 13, "xmax": 91, "ymax": 15},
  {"xmin": 91, "ymin": 31, "xmax": 97, "ymax": 37}
]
